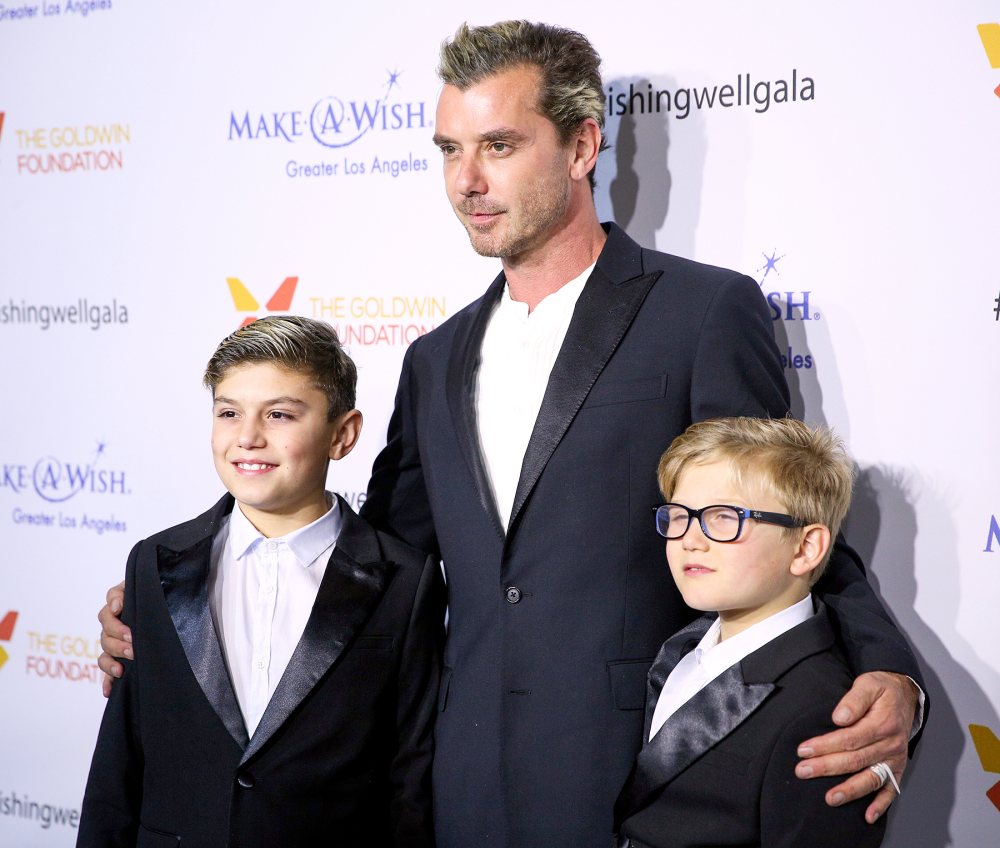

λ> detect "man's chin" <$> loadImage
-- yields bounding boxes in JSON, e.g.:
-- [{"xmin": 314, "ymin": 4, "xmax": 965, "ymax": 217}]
[{"xmin": 465, "ymin": 229, "xmax": 505, "ymax": 259}]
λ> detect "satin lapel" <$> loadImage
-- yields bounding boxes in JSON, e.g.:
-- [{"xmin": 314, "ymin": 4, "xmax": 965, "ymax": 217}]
[
  {"xmin": 642, "ymin": 616, "xmax": 713, "ymax": 742},
  {"xmin": 158, "ymin": 534, "xmax": 249, "ymax": 751},
  {"xmin": 619, "ymin": 664, "xmax": 773, "ymax": 818},
  {"xmin": 507, "ymin": 260, "xmax": 660, "ymax": 535},
  {"xmin": 241, "ymin": 503, "xmax": 397, "ymax": 764},
  {"xmin": 618, "ymin": 603, "xmax": 837, "ymax": 820},
  {"xmin": 445, "ymin": 274, "xmax": 507, "ymax": 540}
]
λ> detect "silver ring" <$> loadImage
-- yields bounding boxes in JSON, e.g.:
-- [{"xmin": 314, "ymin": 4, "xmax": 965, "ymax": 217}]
[{"xmin": 869, "ymin": 761, "xmax": 901, "ymax": 795}]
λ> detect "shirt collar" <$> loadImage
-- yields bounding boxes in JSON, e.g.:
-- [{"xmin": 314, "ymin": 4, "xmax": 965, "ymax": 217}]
[
  {"xmin": 694, "ymin": 594, "xmax": 815, "ymax": 676},
  {"xmin": 228, "ymin": 494, "xmax": 343, "ymax": 567},
  {"xmin": 496, "ymin": 262, "xmax": 595, "ymax": 320}
]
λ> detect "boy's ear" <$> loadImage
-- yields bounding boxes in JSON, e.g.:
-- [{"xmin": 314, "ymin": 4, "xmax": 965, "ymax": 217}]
[
  {"xmin": 329, "ymin": 409, "xmax": 363, "ymax": 461},
  {"xmin": 789, "ymin": 524, "xmax": 831, "ymax": 579}
]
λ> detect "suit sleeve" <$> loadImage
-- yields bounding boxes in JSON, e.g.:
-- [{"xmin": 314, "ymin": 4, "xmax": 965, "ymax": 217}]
[
  {"xmin": 389, "ymin": 552, "xmax": 446, "ymax": 848},
  {"xmin": 362, "ymin": 338, "xmax": 440, "ymax": 558},
  {"xmin": 77, "ymin": 543, "xmax": 143, "ymax": 847},
  {"xmin": 693, "ymin": 273, "xmax": 926, "ymax": 742},
  {"xmin": 760, "ymin": 705, "xmax": 887, "ymax": 848},
  {"xmin": 816, "ymin": 539, "xmax": 926, "ymax": 745},
  {"xmin": 689, "ymin": 272, "xmax": 790, "ymax": 422}
]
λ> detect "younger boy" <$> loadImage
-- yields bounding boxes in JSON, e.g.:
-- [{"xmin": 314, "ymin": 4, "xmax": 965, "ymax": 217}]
[
  {"xmin": 78, "ymin": 316, "xmax": 442, "ymax": 848},
  {"xmin": 614, "ymin": 417, "xmax": 890, "ymax": 848}
]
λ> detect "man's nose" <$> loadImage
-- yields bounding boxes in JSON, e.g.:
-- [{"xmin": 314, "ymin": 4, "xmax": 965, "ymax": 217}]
[{"xmin": 454, "ymin": 154, "xmax": 486, "ymax": 196}]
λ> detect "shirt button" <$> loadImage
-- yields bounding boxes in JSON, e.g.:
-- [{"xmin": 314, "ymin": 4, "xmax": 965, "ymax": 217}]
[{"xmin": 505, "ymin": 586, "xmax": 522, "ymax": 604}]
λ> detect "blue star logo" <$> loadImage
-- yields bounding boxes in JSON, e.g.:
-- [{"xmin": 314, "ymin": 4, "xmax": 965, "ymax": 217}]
[
  {"xmin": 757, "ymin": 248, "xmax": 786, "ymax": 285},
  {"xmin": 386, "ymin": 68, "xmax": 402, "ymax": 91}
]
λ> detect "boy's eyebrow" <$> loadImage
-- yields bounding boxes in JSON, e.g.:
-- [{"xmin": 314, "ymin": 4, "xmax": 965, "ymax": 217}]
[{"xmin": 213, "ymin": 395, "xmax": 309, "ymax": 407}]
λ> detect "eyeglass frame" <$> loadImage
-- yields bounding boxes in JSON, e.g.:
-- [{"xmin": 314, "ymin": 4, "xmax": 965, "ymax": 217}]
[{"xmin": 653, "ymin": 502, "xmax": 807, "ymax": 543}]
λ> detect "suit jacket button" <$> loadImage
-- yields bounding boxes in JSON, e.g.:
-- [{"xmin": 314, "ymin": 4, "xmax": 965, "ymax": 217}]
[
  {"xmin": 505, "ymin": 586, "xmax": 522, "ymax": 604},
  {"xmin": 237, "ymin": 773, "xmax": 255, "ymax": 789}
]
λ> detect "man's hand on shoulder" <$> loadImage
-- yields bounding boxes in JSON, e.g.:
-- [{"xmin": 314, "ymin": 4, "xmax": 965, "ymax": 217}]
[
  {"xmin": 795, "ymin": 671, "xmax": 918, "ymax": 823},
  {"xmin": 97, "ymin": 581, "xmax": 131, "ymax": 698}
]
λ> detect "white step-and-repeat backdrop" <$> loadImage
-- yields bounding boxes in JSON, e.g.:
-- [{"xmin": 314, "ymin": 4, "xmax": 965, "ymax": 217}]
[{"xmin": 2, "ymin": 2, "xmax": 998, "ymax": 845}]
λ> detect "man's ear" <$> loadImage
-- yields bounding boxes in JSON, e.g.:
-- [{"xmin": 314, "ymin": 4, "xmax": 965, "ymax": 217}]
[
  {"xmin": 569, "ymin": 117, "xmax": 602, "ymax": 183},
  {"xmin": 789, "ymin": 524, "xmax": 832, "ymax": 580},
  {"xmin": 329, "ymin": 409, "xmax": 363, "ymax": 460}
]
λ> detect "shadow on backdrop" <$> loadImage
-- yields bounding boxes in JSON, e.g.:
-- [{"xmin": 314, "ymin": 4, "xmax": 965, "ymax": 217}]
[
  {"xmin": 845, "ymin": 470, "xmax": 1000, "ymax": 847},
  {"xmin": 595, "ymin": 76, "xmax": 705, "ymax": 258},
  {"xmin": 780, "ymin": 306, "xmax": 998, "ymax": 845}
]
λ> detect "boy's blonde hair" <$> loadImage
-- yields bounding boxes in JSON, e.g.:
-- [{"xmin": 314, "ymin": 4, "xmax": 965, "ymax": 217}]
[
  {"xmin": 203, "ymin": 316, "xmax": 356, "ymax": 421},
  {"xmin": 657, "ymin": 417, "xmax": 855, "ymax": 576}
]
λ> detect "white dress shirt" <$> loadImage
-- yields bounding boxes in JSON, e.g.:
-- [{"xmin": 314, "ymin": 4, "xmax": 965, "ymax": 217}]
[
  {"xmin": 648, "ymin": 595, "xmax": 815, "ymax": 741},
  {"xmin": 208, "ymin": 496, "xmax": 342, "ymax": 736},
  {"xmin": 475, "ymin": 264, "xmax": 594, "ymax": 528}
]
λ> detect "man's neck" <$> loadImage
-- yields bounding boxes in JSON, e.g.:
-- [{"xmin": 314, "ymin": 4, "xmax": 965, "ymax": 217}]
[{"xmin": 502, "ymin": 211, "xmax": 607, "ymax": 312}]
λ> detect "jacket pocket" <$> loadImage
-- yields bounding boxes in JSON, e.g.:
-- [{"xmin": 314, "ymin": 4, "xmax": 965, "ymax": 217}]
[
  {"xmin": 607, "ymin": 658, "xmax": 654, "ymax": 710},
  {"xmin": 354, "ymin": 635, "xmax": 395, "ymax": 650},
  {"xmin": 582, "ymin": 374, "xmax": 668, "ymax": 409},
  {"xmin": 138, "ymin": 823, "xmax": 181, "ymax": 847}
]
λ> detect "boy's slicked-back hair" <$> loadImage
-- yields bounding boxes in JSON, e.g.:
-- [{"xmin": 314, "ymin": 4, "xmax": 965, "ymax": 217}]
[
  {"xmin": 657, "ymin": 417, "xmax": 855, "ymax": 577},
  {"xmin": 438, "ymin": 20, "xmax": 607, "ymax": 186},
  {"xmin": 203, "ymin": 316, "xmax": 357, "ymax": 420}
]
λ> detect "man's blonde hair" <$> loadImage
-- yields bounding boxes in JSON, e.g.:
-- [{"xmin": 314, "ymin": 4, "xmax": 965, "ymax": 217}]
[
  {"xmin": 657, "ymin": 417, "xmax": 855, "ymax": 576},
  {"xmin": 437, "ymin": 20, "xmax": 606, "ymax": 188}
]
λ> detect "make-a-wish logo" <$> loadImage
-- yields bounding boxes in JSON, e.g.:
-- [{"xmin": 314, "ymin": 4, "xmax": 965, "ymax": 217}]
[
  {"xmin": 757, "ymin": 248, "xmax": 820, "ymax": 322},
  {"xmin": 2, "ymin": 441, "xmax": 130, "ymax": 502},
  {"xmin": 227, "ymin": 276, "xmax": 298, "ymax": 328},
  {"xmin": 755, "ymin": 248, "xmax": 816, "ymax": 371},
  {"xmin": 228, "ymin": 69, "xmax": 429, "ymax": 149}
]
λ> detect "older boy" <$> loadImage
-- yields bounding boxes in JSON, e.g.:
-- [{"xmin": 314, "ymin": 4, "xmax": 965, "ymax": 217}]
[
  {"xmin": 615, "ymin": 417, "xmax": 893, "ymax": 848},
  {"xmin": 78, "ymin": 316, "xmax": 442, "ymax": 848}
]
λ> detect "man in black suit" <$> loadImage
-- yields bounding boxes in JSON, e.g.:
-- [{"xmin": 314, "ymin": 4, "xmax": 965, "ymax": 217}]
[
  {"xmin": 100, "ymin": 21, "xmax": 922, "ymax": 848},
  {"xmin": 361, "ymin": 21, "xmax": 921, "ymax": 848}
]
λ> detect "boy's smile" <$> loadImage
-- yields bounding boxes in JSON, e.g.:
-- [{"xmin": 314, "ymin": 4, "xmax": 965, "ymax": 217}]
[
  {"xmin": 211, "ymin": 362, "xmax": 359, "ymax": 537},
  {"xmin": 666, "ymin": 459, "xmax": 809, "ymax": 639}
]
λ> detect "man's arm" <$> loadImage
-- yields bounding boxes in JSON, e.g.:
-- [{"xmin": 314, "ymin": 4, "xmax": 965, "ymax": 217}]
[
  {"xmin": 801, "ymin": 539, "xmax": 923, "ymax": 822},
  {"xmin": 691, "ymin": 272, "xmax": 922, "ymax": 817},
  {"xmin": 361, "ymin": 338, "xmax": 439, "ymax": 555}
]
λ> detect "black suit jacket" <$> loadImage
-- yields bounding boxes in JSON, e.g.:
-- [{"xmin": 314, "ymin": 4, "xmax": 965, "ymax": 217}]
[
  {"xmin": 614, "ymin": 603, "xmax": 886, "ymax": 848},
  {"xmin": 78, "ymin": 494, "xmax": 443, "ymax": 848},
  {"xmin": 362, "ymin": 223, "xmax": 921, "ymax": 848}
]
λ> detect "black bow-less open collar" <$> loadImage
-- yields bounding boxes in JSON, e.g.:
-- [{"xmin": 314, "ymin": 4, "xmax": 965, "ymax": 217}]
[
  {"xmin": 614, "ymin": 603, "xmax": 837, "ymax": 825},
  {"xmin": 445, "ymin": 223, "xmax": 661, "ymax": 543},
  {"xmin": 156, "ymin": 494, "xmax": 396, "ymax": 762}
]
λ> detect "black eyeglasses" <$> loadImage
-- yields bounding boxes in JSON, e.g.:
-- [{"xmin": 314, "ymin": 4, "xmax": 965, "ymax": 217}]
[{"xmin": 654, "ymin": 503, "xmax": 806, "ymax": 543}]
